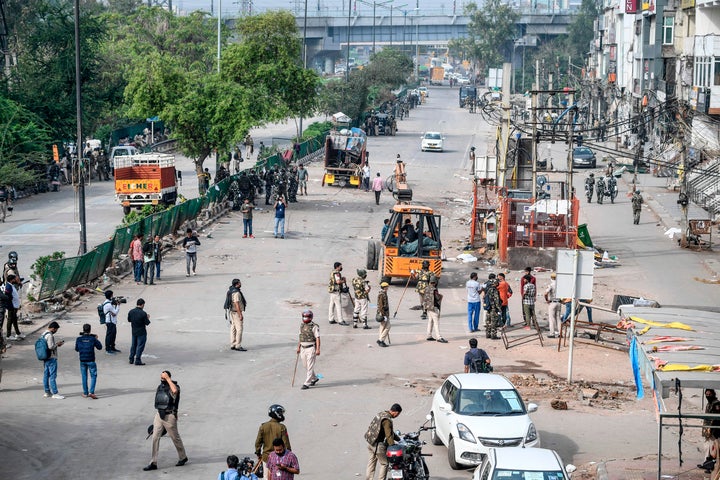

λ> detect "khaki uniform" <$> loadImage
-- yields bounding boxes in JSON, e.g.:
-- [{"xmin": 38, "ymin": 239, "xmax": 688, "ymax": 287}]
[
  {"xmin": 298, "ymin": 321, "xmax": 320, "ymax": 387},
  {"xmin": 377, "ymin": 290, "xmax": 390, "ymax": 344},
  {"xmin": 352, "ymin": 276, "xmax": 371, "ymax": 327},
  {"xmin": 366, "ymin": 413, "xmax": 395, "ymax": 480},
  {"xmin": 230, "ymin": 288, "xmax": 246, "ymax": 349},
  {"xmin": 422, "ymin": 285, "xmax": 443, "ymax": 340},
  {"xmin": 328, "ymin": 270, "xmax": 345, "ymax": 324},
  {"xmin": 415, "ymin": 269, "xmax": 431, "ymax": 318},
  {"xmin": 632, "ymin": 192, "xmax": 643, "ymax": 225},
  {"xmin": 255, "ymin": 418, "xmax": 291, "ymax": 463}
]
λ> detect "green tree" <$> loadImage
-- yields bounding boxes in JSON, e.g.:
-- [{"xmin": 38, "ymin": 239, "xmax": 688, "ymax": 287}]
[
  {"xmin": 363, "ymin": 48, "xmax": 414, "ymax": 88},
  {"xmin": 566, "ymin": 0, "xmax": 598, "ymax": 61},
  {"xmin": 463, "ymin": 0, "xmax": 519, "ymax": 73},
  {"xmin": 317, "ymin": 73, "xmax": 369, "ymax": 122}
]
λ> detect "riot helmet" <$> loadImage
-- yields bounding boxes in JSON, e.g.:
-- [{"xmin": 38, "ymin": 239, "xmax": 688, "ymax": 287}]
[
  {"xmin": 421, "ymin": 260, "xmax": 430, "ymax": 269},
  {"xmin": 589, "ymin": 173, "xmax": 594, "ymax": 177},
  {"xmin": 357, "ymin": 269, "xmax": 367, "ymax": 278},
  {"xmin": 302, "ymin": 310, "xmax": 314, "ymax": 323},
  {"xmin": 8, "ymin": 251, "xmax": 18, "ymax": 264},
  {"xmin": 268, "ymin": 404, "xmax": 286, "ymax": 422}
]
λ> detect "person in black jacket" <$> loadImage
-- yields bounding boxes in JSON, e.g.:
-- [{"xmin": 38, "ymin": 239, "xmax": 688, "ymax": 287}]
[
  {"xmin": 128, "ymin": 298, "xmax": 151, "ymax": 366},
  {"xmin": 75, "ymin": 323, "xmax": 102, "ymax": 399}
]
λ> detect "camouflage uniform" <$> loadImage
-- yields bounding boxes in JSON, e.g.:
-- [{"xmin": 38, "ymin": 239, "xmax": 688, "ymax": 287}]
[
  {"xmin": 483, "ymin": 279, "xmax": 502, "ymax": 339},
  {"xmin": 415, "ymin": 268, "xmax": 431, "ymax": 319},
  {"xmin": 352, "ymin": 271, "xmax": 371, "ymax": 329},
  {"xmin": 632, "ymin": 191, "xmax": 643, "ymax": 225}
]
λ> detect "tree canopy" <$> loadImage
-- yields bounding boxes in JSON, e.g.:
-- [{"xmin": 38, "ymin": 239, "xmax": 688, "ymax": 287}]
[{"xmin": 461, "ymin": 0, "xmax": 519, "ymax": 73}]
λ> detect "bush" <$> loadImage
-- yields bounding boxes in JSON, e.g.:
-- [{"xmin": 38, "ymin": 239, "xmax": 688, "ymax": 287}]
[
  {"xmin": 120, "ymin": 204, "xmax": 168, "ymax": 227},
  {"xmin": 31, "ymin": 251, "xmax": 66, "ymax": 281}
]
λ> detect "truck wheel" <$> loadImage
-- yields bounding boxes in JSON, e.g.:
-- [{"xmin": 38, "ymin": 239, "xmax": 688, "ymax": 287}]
[
  {"xmin": 123, "ymin": 206, "xmax": 131, "ymax": 215},
  {"xmin": 373, "ymin": 241, "xmax": 381, "ymax": 270},
  {"xmin": 366, "ymin": 241, "xmax": 377, "ymax": 270}
]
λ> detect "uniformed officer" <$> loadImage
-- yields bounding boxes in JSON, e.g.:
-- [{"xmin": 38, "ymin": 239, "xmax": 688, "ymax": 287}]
[
  {"xmin": 255, "ymin": 405, "xmax": 292, "ymax": 464},
  {"xmin": 352, "ymin": 269, "xmax": 372, "ymax": 329},
  {"xmin": 483, "ymin": 274, "xmax": 502, "ymax": 340},
  {"xmin": 296, "ymin": 310, "xmax": 320, "ymax": 390},
  {"xmin": 632, "ymin": 190, "xmax": 644, "ymax": 225},
  {"xmin": 328, "ymin": 262, "xmax": 348, "ymax": 325},
  {"xmin": 376, "ymin": 282, "xmax": 391, "ymax": 347},
  {"xmin": 414, "ymin": 260, "xmax": 431, "ymax": 319},
  {"xmin": 422, "ymin": 275, "xmax": 447, "ymax": 343}
]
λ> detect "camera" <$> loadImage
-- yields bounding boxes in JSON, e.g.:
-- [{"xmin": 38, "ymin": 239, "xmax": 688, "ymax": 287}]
[{"xmin": 111, "ymin": 296, "xmax": 127, "ymax": 306}]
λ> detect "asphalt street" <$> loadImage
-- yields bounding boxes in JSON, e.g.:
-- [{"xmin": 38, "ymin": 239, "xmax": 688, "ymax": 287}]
[{"xmin": 0, "ymin": 88, "xmax": 717, "ymax": 480}]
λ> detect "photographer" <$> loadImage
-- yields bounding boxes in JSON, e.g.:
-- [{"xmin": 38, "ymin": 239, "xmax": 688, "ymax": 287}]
[{"xmin": 102, "ymin": 290, "xmax": 122, "ymax": 354}]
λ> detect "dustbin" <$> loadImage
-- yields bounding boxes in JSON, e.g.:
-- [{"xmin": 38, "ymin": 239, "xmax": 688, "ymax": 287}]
[{"xmin": 577, "ymin": 223, "xmax": 593, "ymax": 248}]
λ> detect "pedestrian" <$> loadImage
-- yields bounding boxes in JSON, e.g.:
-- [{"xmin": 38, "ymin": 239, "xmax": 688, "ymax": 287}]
[
  {"xmin": 152, "ymin": 235, "xmax": 163, "ymax": 280},
  {"xmin": 328, "ymin": 262, "xmax": 348, "ymax": 325},
  {"xmin": 241, "ymin": 198, "xmax": 255, "ymax": 238},
  {"xmin": 632, "ymin": 190, "xmax": 644, "ymax": 225},
  {"xmin": 4, "ymin": 274, "xmax": 22, "ymax": 340},
  {"xmin": 700, "ymin": 389, "xmax": 720, "ymax": 472},
  {"xmin": 267, "ymin": 438, "xmax": 300, "ymax": 480},
  {"xmin": 352, "ymin": 269, "xmax": 372, "ymax": 329},
  {"xmin": 41, "ymin": 321, "xmax": 66, "ymax": 399},
  {"xmin": 376, "ymin": 282, "xmax": 391, "ymax": 347},
  {"xmin": 468, "ymin": 146, "xmax": 476, "ymax": 174},
  {"xmin": 144, "ymin": 370, "xmax": 188, "ymax": 471},
  {"xmin": 414, "ymin": 260, "xmax": 431, "ymax": 320},
  {"xmin": 297, "ymin": 164, "xmax": 309, "ymax": 196},
  {"xmin": 497, "ymin": 272, "xmax": 513, "ymax": 327},
  {"xmin": 143, "ymin": 237, "xmax": 157, "ymax": 285},
  {"xmin": 423, "ymin": 275, "xmax": 447, "ymax": 343},
  {"xmin": 0, "ymin": 184, "xmax": 12, "ymax": 222},
  {"xmin": 182, "ymin": 228, "xmax": 201, "ymax": 277},
  {"xmin": 483, "ymin": 274, "xmax": 502, "ymax": 340},
  {"xmin": 218, "ymin": 455, "xmax": 240, "ymax": 480},
  {"xmin": 519, "ymin": 267, "xmax": 536, "ymax": 325},
  {"xmin": 102, "ymin": 290, "xmax": 121, "ymax": 354},
  {"xmin": 466, "ymin": 273, "xmax": 481, "ymax": 333},
  {"xmin": 129, "ymin": 233, "xmax": 144, "ymax": 283},
  {"xmin": 75, "ymin": 323, "xmax": 102, "ymax": 399},
  {"xmin": 365, "ymin": 403, "xmax": 402, "ymax": 480},
  {"xmin": 244, "ymin": 134, "xmax": 254, "ymax": 159},
  {"xmin": 274, "ymin": 196, "xmax": 287, "ymax": 239},
  {"xmin": 521, "ymin": 273, "xmax": 537, "ymax": 329},
  {"xmin": 463, "ymin": 338, "xmax": 491, "ymax": 373},
  {"xmin": 128, "ymin": 298, "xmax": 151, "ymax": 365},
  {"xmin": 371, "ymin": 172, "xmax": 383, "ymax": 205},
  {"xmin": 545, "ymin": 272, "xmax": 561, "ymax": 338},
  {"xmin": 362, "ymin": 164, "xmax": 371, "ymax": 192},
  {"xmin": 297, "ymin": 310, "xmax": 320, "ymax": 390},
  {"xmin": 380, "ymin": 218, "xmax": 390, "ymax": 241},
  {"xmin": 255, "ymin": 405, "xmax": 292, "ymax": 464},
  {"xmin": 225, "ymin": 278, "xmax": 247, "ymax": 352}
]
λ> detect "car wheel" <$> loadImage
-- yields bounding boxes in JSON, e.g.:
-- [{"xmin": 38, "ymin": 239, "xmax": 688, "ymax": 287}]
[
  {"xmin": 430, "ymin": 415, "xmax": 443, "ymax": 445},
  {"xmin": 123, "ymin": 206, "xmax": 131, "ymax": 215},
  {"xmin": 592, "ymin": 161, "xmax": 597, "ymax": 168},
  {"xmin": 448, "ymin": 437, "xmax": 462, "ymax": 470}
]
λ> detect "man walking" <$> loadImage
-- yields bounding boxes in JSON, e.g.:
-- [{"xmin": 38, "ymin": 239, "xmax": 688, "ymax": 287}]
[
  {"xmin": 241, "ymin": 198, "xmax": 255, "ymax": 238},
  {"xmin": 521, "ymin": 273, "xmax": 537, "ymax": 329},
  {"xmin": 328, "ymin": 262, "xmax": 347, "ymax": 325},
  {"xmin": 297, "ymin": 164, "xmax": 308, "ymax": 196},
  {"xmin": 225, "ymin": 279, "xmax": 247, "ymax": 352},
  {"xmin": 128, "ymin": 298, "xmax": 151, "ymax": 365},
  {"xmin": 352, "ymin": 269, "xmax": 371, "ymax": 329},
  {"xmin": 151, "ymin": 235, "xmax": 163, "ymax": 280},
  {"xmin": 255, "ymin": 405, "xmax": 292, "ymax": 464},
  {"xmin": 423, "ymin": 276, "xmax": 447, "ymax": 343},
  {"xmin": 414, "ymin": 261, "xmax": 432, "ymax": 320},
  {"xmin": 365, "ymin": 403, "xmax": 402, "ymax": 480},
  {"xmin": 41, "ymin": 321, "xmax": 65, "ymax": 399},
  {"xmin": 144, "ymin": 370, "xmax": 188, "ymax": 471},
  {"xmin": 274, "ymin": 196, "xmax": 287, "ymax": 239},
  {"xmin": 545, "ymin": 272, "xmax": 561, "ymax": 338},
  {"xmin": 75, "ymin": 323, "xmax": 102, "ymax": 399},
  {"xmin": 632, "ymin": 190, "xmax": 644, "ymax": 225},
  {"xmin": 297, "ymin": 310, "xmax": 320, "ymax": 390},
  {"xmin": 4, "ymin": 274, "xmax": 22, "ymax": 340},
  {"xmin": 371, "ymin": 172, "xmax": 383, "ymax": 205},
  {"xmin": 0, "ymin": 184, "xmax": 11, "ymax": 222},
  {"xmin": 102, "ymin": 290, "xmax": 121, "ymax": 354},
  {"xmin": 143, "ymin": 237, "xmax": 157, "ymax": 285},
  {"xmin": 129, "ymin": 234, "xmax": 144, "ymax": 283},
  {"xmin": 182, "ymin": 228, "xmax": 201, "ymax": 276},
  {"xmin": 466, "ymin": 272, "xmax": 481, "ymax": 333},
  {"xmin": 267, "ymin": 439, "xmax": 299, "ymax": 480},
  {"xmin": 376, "ymin": 282, "xmax": 391, "ymax": 347}
]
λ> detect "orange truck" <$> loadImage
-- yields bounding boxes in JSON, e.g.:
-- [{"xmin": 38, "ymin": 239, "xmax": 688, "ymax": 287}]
[{"xmin": 114, "ymin": 153, "xmax": 177, "ymax": 215}]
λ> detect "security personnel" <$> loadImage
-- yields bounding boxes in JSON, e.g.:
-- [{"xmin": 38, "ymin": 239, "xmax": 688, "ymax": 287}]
[
  {"xmin": 376, "ymin": 282, "xmax": 391, "ymax": 348},
  {"xmin": 352, "ymin": 269, "xmax": 371, "ymax": 329},
  {"xmin": 484, "ymin": 274, "xmax": 502, "ymax": 340},
  {"xmin": 422, "ymin": 275, "xmax": 447, "ymax": 343},
  {"xmin": 585, "ymin": 173, "xmax": 595, "ymax": 203},
  {"xmin": 296, "ymin": 310, "xmax": 320, "ymax": 390},
  {"xmin": 144, "ymin": 370, "xmax": 188, "ymax": 471},
  {"xmin": 3, "ymin": 251, "xmax": 21, "ymax": 284},
  {"xmin": 414, "ymin": 260, "xmax": 432, "ymax": 319},
  {"xmin": 255, "ymin": 404, "xmax": 292, "ymax": 464},
  {"xmin": 632, "ymin": 190, "xmax": 644, "ymax": 225},
  {"xmin": 328, "ymin": 262, "xmax": 348, "ymax": 325}
]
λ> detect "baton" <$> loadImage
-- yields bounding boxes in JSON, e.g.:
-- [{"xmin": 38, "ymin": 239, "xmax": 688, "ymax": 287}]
[
  {"xmin": 291, "ymin": 351, "xmax": 300, "ymax": 387},
  {"xmin": 393, "ymin": 276, "xmax": 413, "ymax": 318}
]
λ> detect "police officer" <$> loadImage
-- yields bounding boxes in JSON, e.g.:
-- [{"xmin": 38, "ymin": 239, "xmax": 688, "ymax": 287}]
[
  {"xmin": 296, "ymin": 310, "xmax": 320, "ymax": 390},
  {"xmin": 483, "ymin": 274, "xmax": 502, "ymax": 340},
  {"xmin": 469, "ymin": 146, "xmax": 476, "ymax": 174},
  {"xmin": 143, "ymin": 370, "xmax": 188, "ymax": 471},
  {"xmin": 328, "ymin": 262, "xmax": 348, "ymax": 325},
  {"xmin": 352, "ymin": 269, "xmax": 371, "ymax": 329},
  {"xmin": 632, "ymin": 190, "xmax": 644, "ymax": 225},
  {"xmin": 376, "ymin": 282, "xmax": 391, "ymax": 347},
  {"xmin": 414, "ymin": 261, "xmax": 432, "ymax": 319},
  {"xmin": 3, "ymin": 251, "xmax": 21, "ymax": 284},
  {"xmin": 585, "ymin": 173, "xmax": 595, "ymax": 203},
  {"xmin": 423, "ymin": 275, "xmax": 447, "ymax": 343},
  {"xmin": 255, "ymin": 405, "xmax": 292, "ymax": 464}
]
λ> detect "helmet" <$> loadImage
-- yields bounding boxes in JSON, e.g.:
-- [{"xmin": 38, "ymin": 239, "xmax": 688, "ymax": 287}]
[
  {"xmin": 302, "ymin": 310, "xmax": 314, "ymax": 323},
  {"xmin": 268, "ymin": 404, "xmax": 285, "ymax": 422},
  {"xmin": 8, "ymin": 251, "xmax": 18, "ymax": 263},
  {"xmin": 421, "ymin": 260, "xmax": 430, "ymax": 269},
  {"xmin": 357, "ymin": 269, "xmax": 367, "ymax": 278},
  {"xmin": 589, "ymin": 173, "xmax": 594, "ymax": 177},
  {"xmin": 470, "ymin": 146, "xmax": 476, "ymax": 151}
]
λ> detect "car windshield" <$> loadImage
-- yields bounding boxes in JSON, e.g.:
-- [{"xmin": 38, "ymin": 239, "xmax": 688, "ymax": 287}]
[
  {"xmin": 454, "ymin": 388, "xmax": 525, "ymax": 415},
  {"xmin": 425, "ymin": 133, "xmax": 442, "ymax": 140},
  {"xmin": 574, "ymin": 147, "xmax": 592, "ymax": 156},
  {"xmin": 492, "ymin": 469, "xmax": 565, "ymax": 480}
]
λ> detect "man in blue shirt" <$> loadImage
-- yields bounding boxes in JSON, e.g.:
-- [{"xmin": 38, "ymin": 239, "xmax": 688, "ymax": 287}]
[
  {"xmin": 75, "ymin": 323, "xmax": 102, "ymax": 399},
  {"xmin": 274, "ymin": 196, "xmax": 287, "ymax": 239},
  {"xmin": 463, "ymin": 338, "xmax": 491, "ymax": 373},
  {"xmin": 217, "ymin": 455, "xmax": 240, "ymax": 480}
]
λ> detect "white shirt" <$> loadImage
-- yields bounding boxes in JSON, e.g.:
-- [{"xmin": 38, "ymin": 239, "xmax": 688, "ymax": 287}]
[
  {"xmin": 103, "ymin": 301, "xmax": 120, "ymax": 325},
  {"xmin": 466, "ymin": 279, "xmax": 481, "ymax": 303},
  {"xmin": 362, "ymin": 165, "xmax": 370, "ymax": 178},
  {"xmin": 9, "ymin": 283, "xmax": 20, "ymax": 308}
]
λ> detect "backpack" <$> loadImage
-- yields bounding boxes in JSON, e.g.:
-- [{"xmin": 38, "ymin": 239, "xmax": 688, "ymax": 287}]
[
  {"xmin": 98, "ymin": 300, "xmax": 109, "ymax": 324},
  {"xmin": 469, "ymin": 356, "xmax": 493, "ymax": 373},
  {"xmin": 142, "ymin": 241, "xmax": 153, "ymax": 255},
  {"xmin": 35, "ymin": 332, "xmax": 51, "ymax": 361},
  {"xmin": 364, "ymin": 412, "xmax": 391, "ymax": 445}
]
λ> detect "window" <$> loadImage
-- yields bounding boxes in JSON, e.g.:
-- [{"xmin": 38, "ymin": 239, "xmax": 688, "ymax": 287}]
[
  {"xmin": 694, "ymin": 56, "xmax": 712, "ymax": 87},
  {"xmin": 663, "ymin": 17, "xmax": 674, "ymax": 45},
  {"xmin": 715, "ymin": 59, "xmax": 720, "ymax": 86}
]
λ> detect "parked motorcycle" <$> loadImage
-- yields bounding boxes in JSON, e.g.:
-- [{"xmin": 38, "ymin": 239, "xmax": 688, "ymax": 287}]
[{"xmin": 386, "ymin": 416, "xmax": 433, "ymax": 480}]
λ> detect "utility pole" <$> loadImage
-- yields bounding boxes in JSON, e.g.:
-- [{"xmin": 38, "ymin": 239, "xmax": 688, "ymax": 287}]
[
  {"xmin": 299, "ymin": 0, "xmax": 308, "ymax": 139},
  {"xmin": 566, "ymin": 92, "xmax": 575, "ymax": 200},
  {"xmin": 531, "ymin": 90, "xmax": 538, "ymax": 200},
  {"xmin": 678, "ymin": 116, "xmax": 689, "ymax": 246},
  {"xmin": 74, "ymin": 0, "xmax": 87, "ymax": 255},
  {"xmin": 498, "ymin": 62, "xmax": 512, "ymax": 190}
]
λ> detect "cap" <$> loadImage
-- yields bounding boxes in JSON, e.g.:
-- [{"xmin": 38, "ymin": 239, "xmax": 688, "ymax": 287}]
[
  {"xmin": 550, "ymin": 272, "xmax": 557, "ymax": 279},
  {"xmin": 357, "ymin": 269, "xmax": 367, "ymax": 277},
  {"xmin": 380, "ymin": 282, "xmax": 390, "ymax": 288}
]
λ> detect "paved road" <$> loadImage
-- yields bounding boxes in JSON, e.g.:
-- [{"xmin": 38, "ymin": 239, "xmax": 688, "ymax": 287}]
[{"xmin": 0, "ymin": 88, "xmax": 714, "ymax": 480}]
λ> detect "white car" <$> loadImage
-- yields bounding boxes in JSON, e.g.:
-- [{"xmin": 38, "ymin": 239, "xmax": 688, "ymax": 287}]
[
  {"xmin": 430, "ymin": 373, "xmax": 539, "ymax": 469},
  {"xmin": 473, "ymin": 447, "xmax": 574, "ymax": 480},
  {"xmin": 420, "ymin": 132, "xmax": 444, "ymax": 152}
]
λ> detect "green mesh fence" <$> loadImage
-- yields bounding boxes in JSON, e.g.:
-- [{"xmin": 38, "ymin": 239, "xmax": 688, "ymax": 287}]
[{"xmin": 39, "ymin": 130, "xmax": 328, "ymax": 300}]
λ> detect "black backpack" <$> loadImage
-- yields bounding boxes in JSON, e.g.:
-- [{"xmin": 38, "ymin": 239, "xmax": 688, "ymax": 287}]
[
  {"xmin": 470, "ymin": 357, "xmax": 493, "ymax": 373},
  {"xmin": 97, "ymin": 300, "xmax": 109, "ymax": 324},
  {"xmin": 142, "ymin": 241, "xmax": 153, "ymax": 255}
]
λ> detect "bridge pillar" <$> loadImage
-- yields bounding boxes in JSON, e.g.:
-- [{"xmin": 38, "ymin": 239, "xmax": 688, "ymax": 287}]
[{"xmin": 325, "ymin": 58, "xmax": 334, "ymax": 74}]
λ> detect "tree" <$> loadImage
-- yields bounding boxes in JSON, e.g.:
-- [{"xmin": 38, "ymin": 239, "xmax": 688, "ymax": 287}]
[
  {"xmin": 463, "ymin": 0, "xmax": 519, "ymax": 74},
  {"xmin": 566, "ymin": 0, "xmax": 598, "ymax": 61},
  {"xmin": 362, "ymin": 48, "xmax": 414, "ymax": 88},
  {"xmin": 317, "ymin": 73, "xmax": 369, "ymax": 122}
]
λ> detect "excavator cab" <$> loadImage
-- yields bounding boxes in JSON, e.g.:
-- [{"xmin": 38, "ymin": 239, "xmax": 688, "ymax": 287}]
[{"xmin": 366, "ymin": 205, "xmax": 442, "ymax": 283}]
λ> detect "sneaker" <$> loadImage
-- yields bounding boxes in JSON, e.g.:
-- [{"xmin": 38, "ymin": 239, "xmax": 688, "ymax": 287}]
[
  {"xmin": 51, "ymin": 393, "xmax": 65, "ymax": 400},
  {"xmin": 44, "ymin": 392, "xmax": 51, "ymax": 398},
  {"xmin": 310, "ymin": 378, "xmax": 320, "ymax": 386},
  {"xmin": 186, "ymin": 273, "xmax": 190, "ymax": 277},
  {"xmin": 243, "ymin": 234, "xmax": 247, "ymax": 238},
  {"xmin": 82, "ymin": 394, "xmax": 88, "ymax": 398},
  {"xmin": 301, "ymin": 385, "xmax": 310, "ymax": 390},
  {"xmin": 353, "ymin": 324, "xmax": 358, "ymax": 329},
  {"xmin": 376, "ymin": 340, "xmax": 382, "ymax": 346},
  {"xmin": 236, "ymin": 346, "xmax": 247, "ymax": 352},
  {"xmin": 7, "ymin": 335, "xmax": 17, "ymax": 341},
  {"xmin": 249, "ymin": 235, "xmax": 255, "ymax": 238},
  {"xmin": 437, "ymin": 338, "xmax": 448, "ymax": 343},
  {"xmin": 379, "ymin": 341, "xmax": 388, "ymax": 348},
  {"xmin": 329, "ymin": 321, "xmax": 338, "ymax": 325},
  {"xmin": 192, "ymin": 271, "xmax": 196, "ymax": 276},
  {"xmin": 339, "ymin": 321, "xmax": 349, "ymax": 326},
  {"xmin": 106, "ymin": 350, "xmax": 116, "ymax": 355},
  {"xmin": 18, "ymin": 333, "xmax": 26, "ymax": 339},
  {"xmin": 363, "ymin": 324, "xmax": 370, "ymax": 330},
  {"xmin": 281, "ymin": 235, "xmax": 285, "ymax": 239}
]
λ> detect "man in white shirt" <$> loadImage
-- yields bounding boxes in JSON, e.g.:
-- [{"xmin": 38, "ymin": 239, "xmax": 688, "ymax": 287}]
[
  {"xmin": 102, "ymin": 290, "xmax": 121, "ymax": 354},
  {"xmin": 466, "ymin": 272, "xmax": 482, "ymax": 333}
]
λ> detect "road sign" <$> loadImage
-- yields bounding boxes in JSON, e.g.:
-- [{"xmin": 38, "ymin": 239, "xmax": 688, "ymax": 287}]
[{"xmin": 556, "ymin": 249, "xmax": 594, "ymax": 299}]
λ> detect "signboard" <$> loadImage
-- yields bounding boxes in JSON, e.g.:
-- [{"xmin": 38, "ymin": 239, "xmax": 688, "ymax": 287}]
[
  {"xmin": 475, "ymin": 156, "xmax": 497, "ymax": 180},
  {"xmin": 689, "ymin": 219, "xmax": 712, "ymax": 235},
  {"xmin": 681, "ymin": 0, "xmax": 695, "ymax": 8},
  {"xmin": 555, "ymin": 249, "xmax": 594, "ymax": 299},
  {"xmin": 115, "ymin": 179, "xmax": 161, "ymax": 193},
  {"xmin": 626, "ymin": 0, "xmax": 637, "ymax": 13},
  {"xmin": 487, "ymin": 68, "xmax": 502, "ymax": 89}
]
